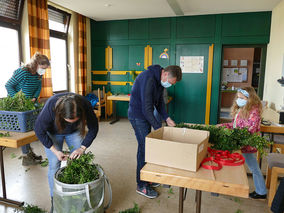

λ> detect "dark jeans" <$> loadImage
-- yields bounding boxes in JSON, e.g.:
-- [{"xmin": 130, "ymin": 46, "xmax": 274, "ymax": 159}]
[
  {"xmin": 129, "ymin": 118, "xmax": 151, "ymax": 188},
  {"xmin": 21, "ymin": 144, "xmax": 31, "ymax": 154},
  {"xmin": 271, "ymin": 178, "xmax": 284, "ymax": 213}
]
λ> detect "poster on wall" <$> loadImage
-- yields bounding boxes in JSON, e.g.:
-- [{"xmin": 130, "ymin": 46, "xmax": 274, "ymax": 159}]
[
  {"xmin": 180, "ymin": 56, "xmax": 204, "ymax": 73},
  {"xmin": 240, "ymin": 60, "xmax": 248, "ymax": 66},
  {"xmin": 239, "ymin": 68, "xmax": 248, "ymax": 81},
  {"xmin": 223, "ymin": 67, "xmax": 246, "ymax": 83}
]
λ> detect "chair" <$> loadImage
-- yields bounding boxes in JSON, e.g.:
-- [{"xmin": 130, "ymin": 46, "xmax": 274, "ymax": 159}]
[
  {"xmin": 272, "ymin": 135, "xmax": 284, "ymax": 154},
  {"xmin": 93, "ymin": 86, "xmax": 107, "ymax": 121},
  {"xmin": 265, "ymin": 153, "xmax": 284, "ymax": 207}
]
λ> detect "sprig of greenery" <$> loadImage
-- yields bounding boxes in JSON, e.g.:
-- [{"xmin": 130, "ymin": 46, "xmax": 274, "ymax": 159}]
[
  {"xmin": 11, "ymin": 153, "xmax": 17, "ymax": 159},
  {"xmin": 40, "ymin": 158, "xmax": 48, "ymax": 167},
  {"xmin": 0, "ymin": 91, "xmax": 42, "ymax": 112},
  {"xmin": 175, "ymin": 123, "xmax": 272, "ymax": 156},
  {"xmin": 119, "ymin": 203, "xmax": 140, "ymax": 213},
  {"xmin": 0, "ymin": 132, "xmax": 10, "ymax": 137},
  {"xmin": 130, "ymin": 70, "xmax": 138, "ymax": 82},
  {"xmin": 57, "ymin": 152, "xmax": 100, "ymax": 184},
  {"xmin": 14, "ymin": 204, "xmax": 46, "ymax": 213}
]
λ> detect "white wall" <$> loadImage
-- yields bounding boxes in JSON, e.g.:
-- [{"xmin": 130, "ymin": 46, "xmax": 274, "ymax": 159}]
[
  {"xmin": 21, "ymin": 0, "xmax": 30, "ymax": 64},
  {"xmin": 263, "ymin": 0, "xmax": 284, "ymax": 110},
  {"xmin": 67, "ymin": 11, "xmax": 78, "ymax": 93}
]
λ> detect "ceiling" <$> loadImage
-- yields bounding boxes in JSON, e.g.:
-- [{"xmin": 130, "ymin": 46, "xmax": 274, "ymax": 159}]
[{"xmin": 50, "ymin": 0, "xmax": 282, "ymax": 21}]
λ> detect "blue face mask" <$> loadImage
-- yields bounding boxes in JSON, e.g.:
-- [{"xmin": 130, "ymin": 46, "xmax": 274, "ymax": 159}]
[
  {"xmin": 236, "ymin": 98, "xmax": 247, "ymax": 107},
  {"xmin": 161, "ymin": 77, "xmax": 172, "ymax": 88}
]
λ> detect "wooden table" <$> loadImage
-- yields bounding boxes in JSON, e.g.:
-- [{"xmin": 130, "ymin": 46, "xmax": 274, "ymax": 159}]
[
  {"xmin": 0, "ymin": 131, "xmax": 38, "ymax": 206},
  {"xmin": 141, "ymin": 163, "xmax": 249, "ymax": 213},
  {"xmin": 260, "ymin": 124, "xmax": 284, "ymax": 135},
  {"xmin": 107, "ymin": 95, "xmax": 130, "ymax": 124}
]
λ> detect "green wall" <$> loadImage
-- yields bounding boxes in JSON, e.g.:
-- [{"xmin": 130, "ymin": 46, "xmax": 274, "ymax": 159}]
[{"xmin": 90, "ymin": 11, "xmax": 271, "ymax": 124}]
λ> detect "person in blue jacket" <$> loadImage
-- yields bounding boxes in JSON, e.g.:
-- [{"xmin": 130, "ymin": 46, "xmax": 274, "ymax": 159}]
[
  {"xmin": 5, "ymin": 52, "xmax": 50, "ymax": 166},
  {"xmin": 128, "ymin": 65, "xmax": 182, "ymax": 198},
  {"xmin": 34, "ymin": 93, "xmax": 99, "ymax": 211}
]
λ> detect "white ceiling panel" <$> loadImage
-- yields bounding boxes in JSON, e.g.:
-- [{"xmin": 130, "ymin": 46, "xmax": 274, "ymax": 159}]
[{"xmin": 50, "ymin": 0, "xmax": 282, "ymax": 21}]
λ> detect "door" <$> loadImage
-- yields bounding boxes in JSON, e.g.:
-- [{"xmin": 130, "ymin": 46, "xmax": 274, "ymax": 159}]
[{"xmin": 174, "ymin": 44, "xmax": 210, "ymax": 124}]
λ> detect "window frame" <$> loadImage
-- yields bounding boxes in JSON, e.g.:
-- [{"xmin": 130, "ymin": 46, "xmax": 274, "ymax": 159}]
[
  {"xmin": 0, "ymin": 0, "xmax": 24, "ymax": 64},
  {"xmin": 48, "ymin": 5, "xmax": 71, "ymax": 93}
]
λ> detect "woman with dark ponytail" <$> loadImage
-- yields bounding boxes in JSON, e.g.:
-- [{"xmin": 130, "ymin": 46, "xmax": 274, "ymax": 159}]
[{"xmin": 34, "ymin": 93, "xmax": 99, "ymax": 211}]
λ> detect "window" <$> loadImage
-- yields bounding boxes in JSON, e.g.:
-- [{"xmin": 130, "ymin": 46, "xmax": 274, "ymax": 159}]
[
  {"xmin": 50, "ymin": 37, "xmax": 67, "ymax": 91},
  {"xmin": 0, "ymin": 27, "xmax": 20, "ymax": 97},
  {"xmin": 0, "ymin": 0, "xmax": 24, "ymax": 24},
  {"xmin": 48, "ymin": 5, "xmax": 71, "ymax": 93},
  {"xmin": 0, "ymin": 0, "xmax": 24, "ymax": 98}
]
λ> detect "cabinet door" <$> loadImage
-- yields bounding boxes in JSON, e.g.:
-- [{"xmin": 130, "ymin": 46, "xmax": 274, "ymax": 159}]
[
  {"xmin": 129, "ymin": 45, "xmax": 145, "ymax": 71},
  {"xmin": 152, "ymin": 45, "xmax": 170, "ymax": 68},
  {"xmin": 174, "ymin": 44, "xmax": 210, "ymax": 124}
]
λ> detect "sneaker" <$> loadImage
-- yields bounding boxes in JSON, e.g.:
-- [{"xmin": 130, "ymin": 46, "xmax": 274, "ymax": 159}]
[
  {"xmin": 149, "ymin": 182, "xmax": 160, "ymax": 188},
  {"xmin": 22, "ymin": 155, "xmax": 41, "ymax": 166},
  {"xmin": 50, "ymin": 197, "xmax": 53, "ymax": 213},
  {"xmin": 211, "ymin": 192, "xmax": 220, "ymax": 197},
  {"xmin": 28, "ymin": 148, "xmax": 43, "ymax": 161},
  {"xmin": 136, "ymin": 185, "xmax": 158, "ymax": 199},
  {"xmin": 249, "ymin": 191, "xmax": 267, "ymax": 199}
]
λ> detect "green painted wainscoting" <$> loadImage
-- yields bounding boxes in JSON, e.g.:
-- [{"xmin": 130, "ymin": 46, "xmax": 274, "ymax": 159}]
[{"xmin": 90, "ymin": 11, "xmax": 271, "ymax": 124}]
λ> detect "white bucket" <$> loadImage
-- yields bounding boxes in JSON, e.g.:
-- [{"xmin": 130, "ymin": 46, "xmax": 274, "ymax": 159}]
[{"xmin": 53, "ymin": 165, "xmax": 112, "ymax": 213}]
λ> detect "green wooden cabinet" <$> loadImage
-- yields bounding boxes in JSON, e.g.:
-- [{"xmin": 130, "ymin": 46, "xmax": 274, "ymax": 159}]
[
  {"xmin": 129, "ymin": 19, "xmax": 148, "ymax": 40},
  {"xmin": 152, "ymin": 45, "xmax": 170, "ymax": 68},
  {"xmin": 149, "ymin": 18, "xmax": 171, "ymax": 39},
  {"xmin": 91, "ymin": 11, "xmax": 271, "ymax": 122},
  {"xmin": 112, "ymin": 45, "xmax": 129, "ymax": 70},
  {"xmin": 129, "ymin": 45, "xmax": 145, "ymax": 70},
  {"xmin": 92, "ymin": 21, "xmax": 109, "ymax": 41},
  {"xmin": 174, "ymin": 44, "xmax": 209, "ymax": 124},
  {"xmin": 92, "ymin": 46, "xmax": 106, "ymax": 70},
  {"xmin": 109, "ymin": 20, "xmax": 128, "ymax": 40},
  {"xmin": 222, "ymin": 12, "xmax": 271, "ymax": 37},
  {"xmin": 176, "ymin": 15, "xmax": 215, "ymax": 38}
]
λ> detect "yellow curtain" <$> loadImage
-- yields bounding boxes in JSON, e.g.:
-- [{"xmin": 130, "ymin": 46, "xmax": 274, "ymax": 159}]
[
  {"xmin": 27, "ymin": 0, "xmax": 53, "ymax": 98},
  {"xmin": 77, "ymin": 14, "xmax": 87, "ymax": 96}
]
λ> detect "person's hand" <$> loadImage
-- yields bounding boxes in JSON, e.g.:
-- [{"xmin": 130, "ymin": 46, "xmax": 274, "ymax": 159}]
[
  {"xmin": 50, "ymin": 146, "xmax": 68, "ymax": 161},
  {"xmin": 31, "ymin": 98, "xmax": 36, "ymax": 102},
  {"xmin": 166, "ymin": 117, "xmax": 176, "ymax": 127},
  {"xmin": 69, "ymin": 147, "xmax": 85, "ymax": 159}
]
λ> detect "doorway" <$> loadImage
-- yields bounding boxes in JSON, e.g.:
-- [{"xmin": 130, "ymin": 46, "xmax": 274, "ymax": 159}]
[{"xmin": 219, "ymin": 46, "xmax": 266, "ymax": 123}]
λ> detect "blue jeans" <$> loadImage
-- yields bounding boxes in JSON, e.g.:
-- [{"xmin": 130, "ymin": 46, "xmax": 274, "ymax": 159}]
[
  {"xmin": 243, "ymin": 153, "xmax": 267, "ymax": 195},
  {"xmin": 129, "ymin": 118, "xmax": 151, "ymax": 188},
  {"xmin": 21, "ymin": 144, "xmax": 31, "ymax": 154},
  {"xmin": 153, "ymin": 107, "xmax": 162, "ymax": 123},
  {"xmin": 45, "ymin": 131, "xmax": 83, "ymax": 197}
]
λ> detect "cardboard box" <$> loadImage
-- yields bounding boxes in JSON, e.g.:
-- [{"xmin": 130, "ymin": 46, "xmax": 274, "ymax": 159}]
[
  {"xmin": 262, "ymin": 107, "xmax": 280, "ymax": 123},
  {"xmin": 145, "ymin": 127, "xmax": 209, "ymax": 172}
]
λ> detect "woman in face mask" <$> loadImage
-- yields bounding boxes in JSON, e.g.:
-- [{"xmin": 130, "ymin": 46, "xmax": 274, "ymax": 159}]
[
  {"xmin": 5, "ymin": 52, "xmax": 50, "ymax": 166},
  {"xmin": 220, "ymin": 86, "xmax": 267, "ymax": 200}
]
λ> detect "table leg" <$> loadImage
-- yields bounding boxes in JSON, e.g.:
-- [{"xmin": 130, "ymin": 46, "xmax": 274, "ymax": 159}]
[
  {"xmin": 0, "ymin": 146, "xmax": 24, "ymax": 206},
  {"xmin": 270, "ymin": 133, "xmax": 274, "ymax": 153},
  {"xmin": 195, "ymin": 190, "xmax": 202, "ymax": 213},
  {"xmin": 179, "ymin": 187, "xmax": 184, "ymax": 213},
  {"xmin": 110, "ymin": 100, "xmax": 120, "ymax": 124}
]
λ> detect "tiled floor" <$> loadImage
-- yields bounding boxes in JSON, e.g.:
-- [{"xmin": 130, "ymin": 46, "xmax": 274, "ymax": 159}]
[{"xmin": 0, "ymin": 119, "xmax": 272, "ymax": 213}]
